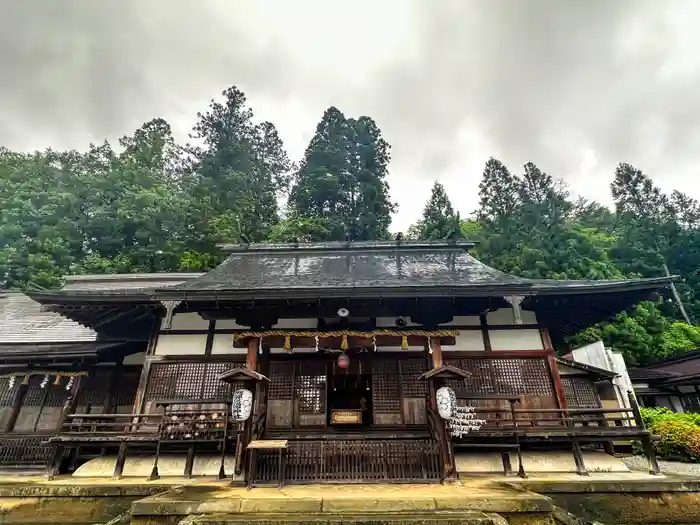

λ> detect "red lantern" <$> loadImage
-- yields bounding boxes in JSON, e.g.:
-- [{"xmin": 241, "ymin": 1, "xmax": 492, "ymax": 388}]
[{"xmin": 337, "ymin": 353, "xmax": 349, "ymax": 369}]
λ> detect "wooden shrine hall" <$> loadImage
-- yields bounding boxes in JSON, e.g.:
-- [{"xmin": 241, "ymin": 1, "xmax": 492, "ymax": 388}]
[{"xmin": 19, "ymin": 240, "xmax": 674, "ymax": 483}]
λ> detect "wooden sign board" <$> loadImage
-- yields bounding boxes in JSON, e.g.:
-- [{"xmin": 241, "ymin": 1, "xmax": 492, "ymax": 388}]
[
  {"xmin": 248, "ymin": 440, "xmax": 288, "ymax": 449},
  {"xmin": 331, "ymin": 409, "xmax": 363, "ymax": 425}
]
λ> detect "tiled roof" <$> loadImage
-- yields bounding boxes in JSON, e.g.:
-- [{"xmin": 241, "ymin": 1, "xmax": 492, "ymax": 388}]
[
  {"xmin": 158, "ymin": 241, "xmax": 532, "ymax": 294},
  {"xmin": 148, "ymin": 241, "xmax": 675, "ymax": 299},
  {"xmin": 1, "ymin": 273, "xmax": 201, "ymax": 343},
  {"xmin": 0, "ymin": 292, "xmax": 97, "ymax": 344}
]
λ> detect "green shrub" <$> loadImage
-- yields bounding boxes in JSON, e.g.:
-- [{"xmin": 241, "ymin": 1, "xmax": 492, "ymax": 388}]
[
  {"xmin": 639, "ymin": 407, "xmax": 700, "ymax": 462},
  {"xmin": 641, "ymin": 407, "xmax": 700, "ymax": 428}
]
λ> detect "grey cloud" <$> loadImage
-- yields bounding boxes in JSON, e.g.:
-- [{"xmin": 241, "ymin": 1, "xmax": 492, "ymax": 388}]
[{"xmin": 1, "ymin": 0, "xmax": 699, "ymax": 218}]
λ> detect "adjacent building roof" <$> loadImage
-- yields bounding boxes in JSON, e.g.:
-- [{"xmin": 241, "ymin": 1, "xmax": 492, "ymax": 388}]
[
  {"xmin": 1, "ymin": 273, "xmax": 201, "ymax": 349},
  {"xmin": 628, "ymin": 349, "xmax": 700, "ymax": 387},
  {"xmin": 0, "ymin": 292, "xmax": 96, "ymax": 344}
]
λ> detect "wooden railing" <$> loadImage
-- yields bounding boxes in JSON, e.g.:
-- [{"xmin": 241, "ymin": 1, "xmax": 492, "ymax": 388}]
[{"xmin": 50, "ymin": 400, "xmax": 242, "ymax": 479}]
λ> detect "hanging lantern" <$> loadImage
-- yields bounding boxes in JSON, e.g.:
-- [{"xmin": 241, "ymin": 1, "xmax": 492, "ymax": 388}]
[
  {"xmin": 436, "ymin": 386, "xmax": 457, "ymax": 419},
  {"xmin": 231, "ymin": 388, "xmax": 253, "ymax": 422},
  {"xmin": 337, "ymin": 352, "xmax": 349, "ymax": 369}
]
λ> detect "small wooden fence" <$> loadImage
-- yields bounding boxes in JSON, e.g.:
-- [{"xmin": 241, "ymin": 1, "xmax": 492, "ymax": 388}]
[{"xmin": 251, "ymin": 438, "xmax": 441, "ymax": 485}]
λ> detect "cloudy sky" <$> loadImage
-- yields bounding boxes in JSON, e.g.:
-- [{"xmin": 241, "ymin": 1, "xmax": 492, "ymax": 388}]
[{"xmin": 2, "ymin": 0, "xmax": 699, "ymax": 231}]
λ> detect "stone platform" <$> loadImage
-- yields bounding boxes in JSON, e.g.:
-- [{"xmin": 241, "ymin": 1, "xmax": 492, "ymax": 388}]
[
  {"xmin": 1, "ymin": 472, "xmax": 699, "ymax": 525},
  {"xmin": 131, "ymin": 481, "xmax": 553, "ymax": 525}
]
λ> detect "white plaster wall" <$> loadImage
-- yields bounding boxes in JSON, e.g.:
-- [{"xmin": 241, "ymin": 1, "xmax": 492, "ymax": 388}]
[
  {"xmin": 211, "ymin": 333, "xmax": 246, "ymax": 355},
  {"xmin": 486, "ymin": 308, "xmax": 537, "ymax": 325},
  {"xmin": 273, "ymin": 318, "xmax": 318, "ymax": 329},
  {"xmin": 488, "ymin": 329, "xmax": 544, "ymax": 351},
  {"xmin": 161, "ymin": 312, "xmax": 209, "ymax": 331},
  {"xmin": 123, "ymin": 352, "xmax": 145, "ymax": 365},
  {"xmin": 440, "ymin": 316, "xmax": 480, "ymax": 327},
  {"xmin": 154, "ymin": 334, "xmax": 207, "ymax": 355},
  {"xmin": 452, "ymin": 331, "xmax": 486, "ymax": 351},
  {"xmin": 678, "ymin": 385, "xmax": 696, "ymax": 393}
]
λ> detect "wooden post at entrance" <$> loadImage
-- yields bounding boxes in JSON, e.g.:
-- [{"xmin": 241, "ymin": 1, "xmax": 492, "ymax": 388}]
[{"xmin": 425, "ymin": 337, "xmax": 458, "ymax": 483}]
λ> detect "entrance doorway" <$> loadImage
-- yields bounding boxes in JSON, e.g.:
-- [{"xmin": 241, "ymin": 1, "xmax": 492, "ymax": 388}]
[{"xmin": 328, "ymin": 372, "xmax": 372, "ymax": 427}]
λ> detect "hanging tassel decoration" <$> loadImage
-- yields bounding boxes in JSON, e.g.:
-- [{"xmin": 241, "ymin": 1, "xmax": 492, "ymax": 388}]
[
  {"xmin": 53, "ymin": 374, "xmax": 62, "ymax": 386},
  {"xmin": 259, "ymin": 336, "xmax": 263, "ymax": 355},
  {"xmin": 315, "ymin": 334, "xmax": 320, "ymax": 353},
  {"xmin": 401, "ymin": 335, "xmax": 409, "ymax": 350},
  {"xmin": 283, "ymin": 335, "xmax": 292, "ymax": 352},
  {"xmin": 428, "ymin": 336, "xmax": 433, "ymax": 354},
  {"xmin": 22, "ymin": 375, "xmax": 29, "ymax": 386},
  {"xmin": 8, "ymin": 376, "xmax": 15, "ymax": 390},
  {"xmin": 372, "ymin": 335, "xmax": 377, "ymax": 352},
  {"xmin": 340, "ymin": 334, "xmax": 349, "ymax": 351},
  {"xmin": 66, "ymin": 376, "xmax": 74, "ymax": 391},
  {"xmin": 40, "ymin": 373, "xmax": 49, "ymax": 389}
]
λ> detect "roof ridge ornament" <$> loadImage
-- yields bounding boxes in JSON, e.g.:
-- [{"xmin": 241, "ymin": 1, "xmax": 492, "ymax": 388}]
[
  {"xmin": 161, "ymin": 300, "xmax": 182, "ymax": 330},
  {"xmin": 504, "ymin": 295, "xmax": 525, "ymax": 325}
]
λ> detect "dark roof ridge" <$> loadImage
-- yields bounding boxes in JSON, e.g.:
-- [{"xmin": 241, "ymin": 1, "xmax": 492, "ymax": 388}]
[{"xmin": 216, "ymin": 240, "xmax": 476, "ymax": 254}]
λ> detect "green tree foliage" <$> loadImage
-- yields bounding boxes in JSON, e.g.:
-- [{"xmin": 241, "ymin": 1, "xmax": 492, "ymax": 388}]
[
  {"xmin": 286, "ymin": 107, "xmax": 395, "ymax": 241},
  {"xmin": 186, "ymin": 87, "xmax": 292, "ymax": 245},
  {"xmin": 4, "ymin": 86, "xmax": 700, "ymax": 367},
  {"xmin": 409, "ymin": 182, "xmax": 461, "ymax": 240}
]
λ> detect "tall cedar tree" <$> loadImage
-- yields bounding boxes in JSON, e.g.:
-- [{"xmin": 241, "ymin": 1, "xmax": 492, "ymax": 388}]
[
  {"xmin": 288, "ymin": 107, "xmax": 395, "ymax": 241},
  {"xmin": 416, "ymin": 182, "xmax": 461, "ymax": 240},
  {"xmin": 186, "ymin": 87, "xmax": 292, "ymax": 245}
]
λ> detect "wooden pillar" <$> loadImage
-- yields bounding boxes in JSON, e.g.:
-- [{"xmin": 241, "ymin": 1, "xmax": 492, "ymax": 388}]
[
  {"xmin": 3, "ymin": 380, "xmax": 26, "ymax": 433},
  {"xmin": 240, "ymin": 337, "xmax": 261, "ymax": 483},
  {"xmin": 103, "ymin": 360, "xmax": 124, "ymax": 414},
  {"xmin": 430, "ymin": 337, "xmax": 443, "ymax": 368},
  {"xmin": 247, "ymin": 338, "xmax": 259, "ymax": 371},
  {"xmin": 428, "ymin": 337, "xmax": 457, "ymax": 482},
  {"xmin": 542, "ymin": 328, "xmax": 568, "ymax": 411}
]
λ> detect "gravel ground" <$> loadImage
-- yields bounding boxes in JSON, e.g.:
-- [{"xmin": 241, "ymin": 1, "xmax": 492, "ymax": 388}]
[{"xmin": 623, "ymin": 455, "xmax": 700, "ymax": 477}]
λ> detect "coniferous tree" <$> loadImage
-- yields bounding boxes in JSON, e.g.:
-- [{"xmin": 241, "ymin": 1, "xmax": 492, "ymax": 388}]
[
  {"xmin": 414, "ymin": 182, "xmax": 461, "ymax": 240},
  {"xmin": 286, "ymin": 107, "xmax": 395, "ymax": 241}
]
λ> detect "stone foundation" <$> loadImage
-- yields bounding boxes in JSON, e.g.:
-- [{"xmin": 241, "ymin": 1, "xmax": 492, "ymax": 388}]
[{"xmin": 455, "ymin": 451, "xmax": 630, "ymax": 475}]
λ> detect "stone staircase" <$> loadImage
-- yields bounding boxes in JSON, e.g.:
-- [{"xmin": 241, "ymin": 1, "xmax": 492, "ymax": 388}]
[{"xmin": 177, "ymin": 510, "xmax": 525, "ymax": 525}]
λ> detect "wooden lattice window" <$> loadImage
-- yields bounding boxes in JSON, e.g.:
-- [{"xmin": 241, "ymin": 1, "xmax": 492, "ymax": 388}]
[
  {"xmin": 400, "ymin": 359, "xmax": 428, "ymax": 397},
  {"xmin": 0, "ymin": 378, "xmax": 19, "ymax": 406},
  {"xmin": 372, "ymin": 359, "xmax": 401, "ymax": 412},
  {"xmin": 295, "ymin": 361, "xmax": 327, "ymax": 415},
  {"xmin": 115, "ymin": 371, "xmax": 141, "ymax": 408},
  {"xmin": 562, "ymin": 376, "xmax": 601, "ymax": 408},
  {"xmin": 13, "ymin": 376, "xmax": 69, "ymax": 432},
  {"xmin": 145, "ymin": 362, "xmax": 244, "ymax": 403},
  {"xmin": 76, "ymin": 371, "xmax": 110, "ymax": 406},
  {"xmin": 445, "ymin": 357, "xmax": 554, "ymax": 397},
  {"xmin": 268, "ymin": 362, "xmax": 295, "ymax": 400}
]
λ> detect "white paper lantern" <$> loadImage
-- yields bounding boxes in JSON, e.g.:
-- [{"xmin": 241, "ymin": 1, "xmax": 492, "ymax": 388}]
[
  {"xmin": 231, "ymin": 388, "xmax": 253, "ymax": 422},
  {"xmin": 436, "ymin": 386, "xmax": 456, "ymax": 419}
]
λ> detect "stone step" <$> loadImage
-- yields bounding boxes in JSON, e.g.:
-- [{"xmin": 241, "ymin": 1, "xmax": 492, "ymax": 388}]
[{"xmin": 179, "ymin": 510, "xmax": 498, "ymax": 525}]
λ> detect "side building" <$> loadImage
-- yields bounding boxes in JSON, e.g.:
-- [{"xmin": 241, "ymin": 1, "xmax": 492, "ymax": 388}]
[
  {"xmin": 0, "ymin": 273, "xmax": 198, "ymax": 473},
  {"xmin": 25, "ymin": 241, "xmax": 673, "ymax": 482}
]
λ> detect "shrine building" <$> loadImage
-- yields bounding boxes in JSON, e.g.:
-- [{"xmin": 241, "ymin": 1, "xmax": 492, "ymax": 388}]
[{"xmin": 1, "ymin": 240, "xmax": 671, "ymax": 483}]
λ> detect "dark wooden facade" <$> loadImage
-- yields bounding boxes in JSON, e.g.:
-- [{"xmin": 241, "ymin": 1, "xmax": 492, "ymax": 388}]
[{"xmin": 22, "ymin": 241, "xmax": 676, "ymax": 482}]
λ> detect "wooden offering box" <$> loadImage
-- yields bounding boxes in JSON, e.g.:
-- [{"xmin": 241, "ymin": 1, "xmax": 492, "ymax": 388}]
[{"xmin": 331, "ymin": 409, "xmax": 363, "ymax": 425}]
